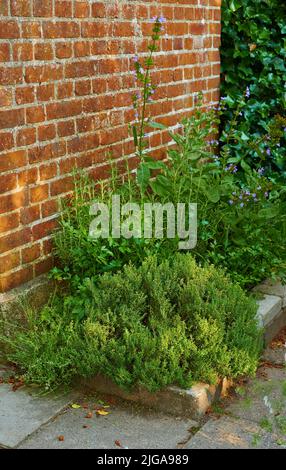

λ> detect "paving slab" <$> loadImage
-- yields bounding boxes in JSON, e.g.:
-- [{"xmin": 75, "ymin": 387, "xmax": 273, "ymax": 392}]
[
  {"xmin": 18, "ymin": 401, "xmax": 197, "ymax": 449},
  {"xmin": 263, "ymin": 346, "xmax": 286, "ymax": 365},
  {"xmin": 0, "ymin": 382, "xmax": 72, "ymax": 448},
  {"xmin": 185, "ymin": 416, "xmax": 282, "ymax": 449},
  {"xmin": 254, "ymin": 280, "xmax": 286, "ymax": 308},
  {"xmin": 226, "ymin": 366, "xmax": 286, "ymax": 425}
]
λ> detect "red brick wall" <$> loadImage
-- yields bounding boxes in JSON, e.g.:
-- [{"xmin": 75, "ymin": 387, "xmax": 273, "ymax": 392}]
[{"xmin": 0, "ymin": 0, "xmax": 221, "ymax": 292}]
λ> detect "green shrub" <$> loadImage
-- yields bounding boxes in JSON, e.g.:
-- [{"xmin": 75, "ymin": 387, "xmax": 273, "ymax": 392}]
[
  {"xmin": 51, "ymin": 101, "xmax": 286, "ymax": 290},
  {"xmin": 221, "ymin": 0, "xmax": 286, "ymax": 178},
  {"xmin": 0, "ymin": 254, "xmax": 262, "ymax": 392}
]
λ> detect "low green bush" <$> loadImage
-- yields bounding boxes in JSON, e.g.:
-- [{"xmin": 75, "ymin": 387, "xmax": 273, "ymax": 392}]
[
  {"xmin": 221, "ymin": 0, "xmax": 286, "ymax": 178},
  {"xmin": 0, "ymin": 254, "xmax": 262, "ymax": 392}
]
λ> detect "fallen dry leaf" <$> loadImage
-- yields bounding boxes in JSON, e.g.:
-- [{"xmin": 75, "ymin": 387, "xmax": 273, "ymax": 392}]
[
  {"xmin": 115, "ymin": 440, "xmax": 123, "ymax": 448},
  {"xmin": 249, "ymin": 43, "xmax": 257, "ymax": 52},
  {"xmin": 71, "ymin": 404, "xmax": 81, "ymax": 409},
  {"xmin": 96, "ymin": 410, "xmax": 109, "ymax": 416},
  {"xmin": 85, "ymin": 412, "xmax": 93, "ymax": 419},
  {"xmin": 82, "ymin": 403, "xmax": 89, "ymax": 409},
  {"xmin": 58, "ymin": 435, "xmax": 65, "ymax": 442},
  {"xmin": 12, "ymin": 381, "xmax": 24, "ymax": 392}
]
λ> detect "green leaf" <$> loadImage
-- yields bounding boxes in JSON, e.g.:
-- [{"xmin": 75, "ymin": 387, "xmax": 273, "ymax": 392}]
[
  {"xmin": 132, "ymin": 125, "xmax": 138, "ymax": 147},
  {"xmin": 137, "ymin": 162, "xmax": 151, "ymax": 193},
  {"xmin": 148, "ymin": 121, "xmax": 167, "ymax": 130}
]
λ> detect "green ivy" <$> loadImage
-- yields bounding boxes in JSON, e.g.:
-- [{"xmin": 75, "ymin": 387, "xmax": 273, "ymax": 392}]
[{"xmin": 221, "ymin": 0, "xmax": 286, "ymax": 178}]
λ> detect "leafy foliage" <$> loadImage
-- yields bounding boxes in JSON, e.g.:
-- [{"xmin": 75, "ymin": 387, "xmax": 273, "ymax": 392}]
[
  {"xmin": 0, "ymin": 254, "xmax": 262, "ymax": 392},
  {"xmin": 221, "ymin": 0, "xmax": 286, "ymax": 178},
  {"xmin": 51, "ymin": 101, "xmax": 286, "ymax": 290}
]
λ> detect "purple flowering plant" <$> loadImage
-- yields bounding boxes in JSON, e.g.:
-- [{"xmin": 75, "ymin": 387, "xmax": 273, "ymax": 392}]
[{"xmin": 131, "ymin": 16, "xmax": 165, "ymax": 161}]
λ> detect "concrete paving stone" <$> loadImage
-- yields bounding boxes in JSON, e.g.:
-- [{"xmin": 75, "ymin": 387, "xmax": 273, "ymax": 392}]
[
  {"xmin": 256, "ymin": 295, "xmax": 282, "ymax": 328},
  {"xmin": 226, "ymin": 366, "xmax": 286, "ymax": 425},
  {"xmin": 263, "ymin": 346, "xmax": 286, "ymax": 365},
  {"xmin": 0, "ymin": 383, "xmax": 73, "ymax": 448},
  {"xmin": 185, "ymin": 416, "xmax": 282, "ymax": 449},
  {"xmin": 255, "ymin": 280, "xmax": 286, "ymax": 308},
  {"xmin": 18, "ymin": 402, "xmax": 197, "ymax": 449}
]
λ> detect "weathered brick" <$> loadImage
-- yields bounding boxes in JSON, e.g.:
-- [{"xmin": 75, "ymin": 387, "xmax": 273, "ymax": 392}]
[
  {"xmin": 15, "ymin": 86, "xmax": 35, "ymax": 105},
  {"xmin": 33, "ymin": 0, "xmax": 53, "ymax": 17},
  {"xmin": 11, "ymin": 0, "xmax": 31, "ymax": 17},
  {"xmin": 30, "ymin": 184, "xmax": 49, "ymax": 203},
  {"xmin": 22, "ymin": 244, "xmax": 41, "ymax": 264},
  {"xmin": 43, "ymin": 21, "xmax": 80, "ymax": 39},
  {"xmin": 20, "ymin": 205, "xmax": 40, "ymax": 225},
  {"xmin": 16, "ymin": 127, "xmax": 36, "ymax": 146},
  {"xmin": 37, "ymin": 84, "xmax": 55, "ymax": 102},
  {"xmin": 0, "ymin": 228, "xmax": 31, "ymax": 255},
  {"xmin": 0, "ymin": 150, "xmax": 27, "ymax": 172},
  {"xmin": 35, "ymin": 43, "xmax": 54, "ymax": 61},
  {"xmin": 0, "ymin": 66, "xmax": 22, "ymax": 85},
  {"xmin": 38, "ymin": 123, "xmax": 56, "ymax": 142},
  {"xmin": 26, "ymin": 105, "xmax": 45, "ymax": 124},
  {"xmin": 21, "ymin": 21, "xmax": 42, "ymax": 38},
  {"xmin": 0, "ymin": 21, "xmax": 20, "ymax": 38},
  {"xmin": 0, "ymin": 88, "xmax": 12, "ymax": 107},
  {"xmin": 0, "ymin": 189, "xmax": 28, "ymax": 215},
  {"xmin": 0, "ymin": 266, "xmax": 33, "ymax": 292},
  {"xmin": 0, "ymin": 43, "xmax": 10, "ymax": 62},
  {"xmin": 39, "ymin": 162, "xmax": 57, "ymax": 180},
  {"xmin": 0, "ymin": 212, "xmax": 20, "ymax": 233},
  {"xmin": 0, "ymin": 131, "xmax": 14, "ymax": 151},
  {"xmin": 32, "ymin": 219, "xmax": 58, "ymax": 241},
  {"xmin": 55, "ymin": 0, "xmax": 73, "ymax": 18},
  {"xmin": 0, "ymin": 252, "xmax": 20, "ymax": 274},
  {"xmin": 55, "ymin": 42, "xmax": 73, "ymax": 59},
  {"xmin": 13, "ymin": 42, "xmax": 33, "ymax": 61},
  {"xmin": 0, "ymin": 173, "xmax": 17, "ymax": 194}
]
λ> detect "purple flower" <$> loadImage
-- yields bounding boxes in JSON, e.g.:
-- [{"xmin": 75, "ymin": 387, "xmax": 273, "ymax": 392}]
[
  {"xmin": 264, "ymin": 191, "xmax": 269, "ymax": 198},
  {"xmin": 151, "ymin": 16, "xmax": 158, "ymax": 23},
  {"xmin": 245, "ymin": 86, "xmax": 250, "ymax": 98},
  {"xmin": 220, "ymin": 96, "xmax": 227, "ymax": 101},
  {"xmin": 225, "ymin": 164, "xmax": 238, "ymax": 174},
  {"xmin": 284, "ymin": 127, "xmax": 286, "ymax": 132},
  {"xmin": 158, "ymin": 16, "xmax": 166, "ymax": 24},
  {"xmin": 229, "ymin": 200, "xmax": 234, "ymax": 205},
  {"xmin": 133, "ymin": 55, "xmax": 139, "ymax": 63},
  {"xmin": 240, "ymin": 203, "xmax": 244, "ymax": 208},
  {"xmin": 252, "ymin": 193, "xmax": 257, "ymax": 198},
  {"xmin": 258, "ymin": 168, "xmax": 264, "ymax": 175},
  {"xmin": 266, "ymin": 148, "xmax": 271, "ymax": 156}
]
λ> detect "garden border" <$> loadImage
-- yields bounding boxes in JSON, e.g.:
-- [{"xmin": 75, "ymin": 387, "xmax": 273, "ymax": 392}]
[{"xmin": 0, "ymin": 275, "xmax": 285, "ymax": 420}]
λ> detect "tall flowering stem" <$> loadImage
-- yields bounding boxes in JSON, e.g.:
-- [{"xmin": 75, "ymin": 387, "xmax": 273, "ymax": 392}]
[{"xmin": 132, "ymin": 16, "xmax": 166, "ymax": 161}]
